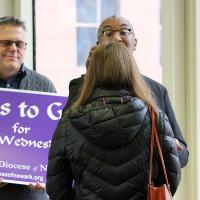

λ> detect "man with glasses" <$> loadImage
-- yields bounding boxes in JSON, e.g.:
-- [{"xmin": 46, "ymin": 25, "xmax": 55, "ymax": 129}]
[
  {"xmin": 0, "ymin": 16, "xmax": 56, "ymax": 92},
  {"xmin": 0, "ymin": 16, "xmax": 56, "ymax": 200},
  {"xmin": 66, "ymin": 15, "xmax": 189, "ymax": 168}
]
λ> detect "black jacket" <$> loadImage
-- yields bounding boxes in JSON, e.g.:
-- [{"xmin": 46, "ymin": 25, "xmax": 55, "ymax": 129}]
[
  {"xmin": 65, "ymin": 75, "xmax": 189, "ymax": 167},
  {"xmin": 47, "ymin": 88, "xmax": 181, "ymax": 200}
]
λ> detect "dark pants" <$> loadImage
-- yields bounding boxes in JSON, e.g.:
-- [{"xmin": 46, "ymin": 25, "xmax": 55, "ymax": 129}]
[{"xmin": 0, "ymin": 183, "xmax": 49, "ymax": 200}]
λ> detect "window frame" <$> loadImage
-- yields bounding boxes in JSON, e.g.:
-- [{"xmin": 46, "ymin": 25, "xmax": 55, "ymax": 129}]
[{"xmin": 162, "ymin": 0, "xmax": 199, "ymax": 199}]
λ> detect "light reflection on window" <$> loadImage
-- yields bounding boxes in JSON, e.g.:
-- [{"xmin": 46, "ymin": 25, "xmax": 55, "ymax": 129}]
[
  {"xmin": 77, "ymin": 28, "xmax": 96, "ymax": 66},
  {"xmin": 101, "ymin": 0, "xmax": 120, "ymax": 21},
  {"xmin": 77, "ymin": 0, "xmax": 97, "ymax": 22}
]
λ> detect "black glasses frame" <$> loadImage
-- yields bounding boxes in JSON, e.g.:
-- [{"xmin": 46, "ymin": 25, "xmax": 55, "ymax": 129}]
[
  {"xmin": 102, "ymin": 28, "xmax": 132, "ymax": 38},
  {"xmin": 0, "ymin": 40, "xmax": 27, "ymax": 49}
]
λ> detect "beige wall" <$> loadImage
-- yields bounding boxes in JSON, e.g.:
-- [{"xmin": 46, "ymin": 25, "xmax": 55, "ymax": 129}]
[
  {"xmin": 185, "ymin": 0, "xmax": 199, "ymax": 199},
  {"xmin": 162, "ymin": 1, "xmax": 185, "ymax": 198},
  {"xmin": 162, "ymin": 0, "xmax": 199, "ymax": 199}
]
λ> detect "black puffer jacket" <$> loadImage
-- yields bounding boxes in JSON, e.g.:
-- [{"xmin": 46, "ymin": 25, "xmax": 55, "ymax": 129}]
[
  {"xmin": 47, "ymin": 88, "xmax": 181, "ymax": 200},
  {"xmin": 65, "ymin": 75, "xmax": 189, "ymax": 167}
]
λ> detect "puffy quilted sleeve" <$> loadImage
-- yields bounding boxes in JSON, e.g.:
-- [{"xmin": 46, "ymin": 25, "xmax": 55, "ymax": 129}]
[
  {"xmin": 46, "ymin": 117, "xmax": 73, "ymax": 200},
  {"xmin": 157, "ymin": 112, "xmax": 182, "ymax": 196}
]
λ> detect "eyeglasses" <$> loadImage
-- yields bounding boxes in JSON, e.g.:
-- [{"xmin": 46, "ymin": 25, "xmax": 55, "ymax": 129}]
[
  {"xmin": 0, "ymin": 40, "xmax": 27, "ymax": 49},
  {"xmin": 102, "ymin": 28, "xmax": 132, "ymax": 38}
]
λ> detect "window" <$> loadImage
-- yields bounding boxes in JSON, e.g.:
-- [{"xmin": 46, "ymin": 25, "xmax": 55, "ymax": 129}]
[
  {"xmin": 77, "ymin": 0, "xmax": 96, "ymax": 22},
  {"xmin": 77, "ymin": 27, "xmax": 96, "ymax": 66},
  {"xmin": 76, "ymin": 0, "xmax": 120, "ymax": 66},
  {"xmin": 34, "ymin": 0, "xmax": 161, "ymax": 95}
]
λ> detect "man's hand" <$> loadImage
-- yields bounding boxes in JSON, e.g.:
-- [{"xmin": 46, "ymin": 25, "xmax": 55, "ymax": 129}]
[
  {"xmin": 175, "ymin": 138, "xmax": 183, "ymax": 151},
  {"xmin": 0, "ymin": 178, "xmax": 7, "ymax": 189},
  {"xmin": 0, "ymin": 179, "xmax": 45, "ymax": 191},
  {"xmin": 28, "ymin": 182, "xmax": 45, "ymax": 191}
]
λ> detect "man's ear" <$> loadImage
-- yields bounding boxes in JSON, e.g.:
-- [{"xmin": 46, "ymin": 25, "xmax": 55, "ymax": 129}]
[
  {"xmin": 96, "ymin": 41, "xmax": 99, "ymax": 45},
  {"xmin": 134, "ymin": 38, "xmax": 137, "ymax": 50}
]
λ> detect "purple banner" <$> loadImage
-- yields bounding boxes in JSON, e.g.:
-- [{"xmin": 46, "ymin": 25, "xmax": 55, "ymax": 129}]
[{"xmin": 0, "ymin": 88, "xmax": 67, "ymax": 185}]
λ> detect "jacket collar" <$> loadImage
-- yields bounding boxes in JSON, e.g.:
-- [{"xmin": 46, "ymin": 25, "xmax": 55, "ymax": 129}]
[{"xmin": 88, "ymin": 87, "xmax": 133, "ymax": 102}]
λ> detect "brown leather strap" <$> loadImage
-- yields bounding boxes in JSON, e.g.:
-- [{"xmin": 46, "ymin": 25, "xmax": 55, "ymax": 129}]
[{"xmin": 148, "ymin": 106, "xmax": 170, "ymax": 189}]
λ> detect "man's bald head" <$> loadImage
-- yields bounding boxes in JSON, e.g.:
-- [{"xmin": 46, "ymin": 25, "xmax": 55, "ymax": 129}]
[
  {"xmin": 96, "ymin": 15, "xmax": 137, "ymax": 53},
  {"xmin": 97, "ymin": 15, "xmax": 135, "ymax": 40}
]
